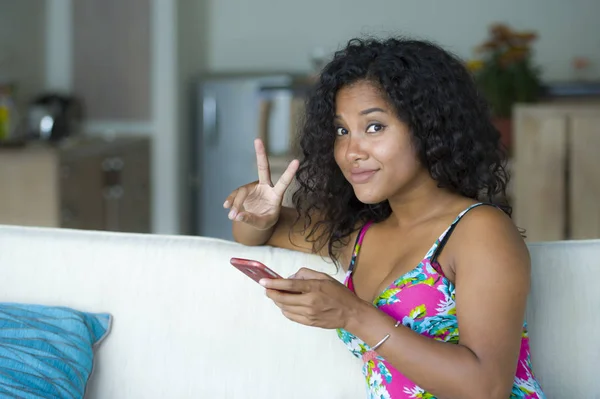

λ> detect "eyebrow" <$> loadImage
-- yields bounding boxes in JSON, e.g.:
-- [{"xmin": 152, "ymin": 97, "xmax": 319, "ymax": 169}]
[
  {"xmin": 360, "ymin": 107, "xmax": 387, "ymax": 115},
  {"xmin": 334, "ymin": 107, "xmax": 387, "ymax": 119}
]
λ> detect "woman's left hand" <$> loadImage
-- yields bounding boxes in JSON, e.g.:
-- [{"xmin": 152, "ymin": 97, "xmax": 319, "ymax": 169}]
[{"xmin": 260, "ymin": 268, "xmax": 366, "ymax": 330}]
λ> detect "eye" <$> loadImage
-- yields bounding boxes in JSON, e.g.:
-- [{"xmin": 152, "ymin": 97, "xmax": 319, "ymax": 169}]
[
  {"xmin": 366, "ymin": 123, "xmax": 385, "ymax": 133},
  {"xmin": 336, "ymin": 127, "xmax": 348, "ymax": 136}
]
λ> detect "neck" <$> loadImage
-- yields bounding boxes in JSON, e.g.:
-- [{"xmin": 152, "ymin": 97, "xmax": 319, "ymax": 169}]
[{"xmin": 385, "ymin": 176, "xmax": 461, "ymax": 228}]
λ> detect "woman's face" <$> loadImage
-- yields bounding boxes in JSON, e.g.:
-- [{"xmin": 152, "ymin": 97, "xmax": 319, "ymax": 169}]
[{"xmin": 333, "ymin": 80, "xmax": 430, "ymax": 204}]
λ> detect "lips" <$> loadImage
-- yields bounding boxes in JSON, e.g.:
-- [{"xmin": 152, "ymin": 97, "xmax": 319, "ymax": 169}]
[{"xmin": 349, "ymin": 169, "xmax": 378, "ymax": 184}]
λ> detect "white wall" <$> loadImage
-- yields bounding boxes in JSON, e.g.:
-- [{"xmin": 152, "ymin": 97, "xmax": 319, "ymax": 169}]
[
  {"xmin": 0, "ymin": 0, "xmax": 46, "ymax": 109},
  {"xmin": 208, "ymin": 0, "xmax": 600, "ymax": 80}
]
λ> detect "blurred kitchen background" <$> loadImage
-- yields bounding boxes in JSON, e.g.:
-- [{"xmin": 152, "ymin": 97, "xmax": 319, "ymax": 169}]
[{"xmin": 0, "ymin": 0, "xmax": 599, "ymax": 242}]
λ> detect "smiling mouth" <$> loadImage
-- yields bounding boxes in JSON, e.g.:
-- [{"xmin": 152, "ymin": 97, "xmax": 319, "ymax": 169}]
[{"xmin": 349, "ymin": 170, "xmax": 378, "ymax": 184}]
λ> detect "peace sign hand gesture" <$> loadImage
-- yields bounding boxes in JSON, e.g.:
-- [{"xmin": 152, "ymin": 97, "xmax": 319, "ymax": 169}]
[{"xmin": 223, "ymin": 139, "xmax": 299, "ymax": 231}]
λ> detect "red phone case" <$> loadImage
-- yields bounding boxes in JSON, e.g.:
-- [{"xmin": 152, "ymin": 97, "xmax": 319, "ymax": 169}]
[{"xmin": 230, "ymin": 257, "xmax": 283, "ymax": 284}]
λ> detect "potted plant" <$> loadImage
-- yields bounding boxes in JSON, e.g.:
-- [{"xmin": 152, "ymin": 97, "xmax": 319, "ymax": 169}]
[{"xmin": 467, "ymin": 23, "xmax": 542, "ymax": 152}]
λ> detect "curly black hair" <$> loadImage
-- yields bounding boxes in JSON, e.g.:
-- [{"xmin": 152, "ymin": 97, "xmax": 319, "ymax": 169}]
[{"xmin": 292, "ymin": 37, "xmax": 511, "ymax": 262}]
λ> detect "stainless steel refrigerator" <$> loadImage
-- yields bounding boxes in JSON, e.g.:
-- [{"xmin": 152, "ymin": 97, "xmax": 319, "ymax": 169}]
[{"xmin": 189, "ymin": 73, "xmax": 310, "ymax": 240}]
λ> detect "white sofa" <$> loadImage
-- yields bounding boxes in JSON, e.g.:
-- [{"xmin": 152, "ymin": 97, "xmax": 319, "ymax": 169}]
[{"xmin": 0, "ymin": 224, "xmax": 598, "ymax": 398}]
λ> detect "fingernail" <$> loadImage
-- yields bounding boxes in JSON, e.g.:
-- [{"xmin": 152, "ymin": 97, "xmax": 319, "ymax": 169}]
[
  {"xmin": 228, "ymin": 210, "xmax": 235, "ymax": 219},
  {"xmin": 287, "ymin": 273, "xmax": 296, "ymax": 279},
  {"xmin": 259, "ymin": 279, "xmax": 268, "ymax": 287},
  {"xmin": 235, "ymin": 214, "xmax": 243, "ymax": 222},
  {"xmin": 223, "ymin": 201, "xmax": 229, "ymax": 208}
]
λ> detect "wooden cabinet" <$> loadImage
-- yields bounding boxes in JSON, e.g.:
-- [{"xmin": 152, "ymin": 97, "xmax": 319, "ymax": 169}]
[
  {"xmin": 0, "ymin": 137, "xmax": 151, "ymax": 232},
  {"xmin": 512, "ymin": 103, "xmax": 600, "ymax": 242}
]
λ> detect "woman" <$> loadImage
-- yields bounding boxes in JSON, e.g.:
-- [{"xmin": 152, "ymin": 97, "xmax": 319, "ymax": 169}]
[{"xmin": 223, "ymin": 37, "xmax": 545, "ymax": 399}]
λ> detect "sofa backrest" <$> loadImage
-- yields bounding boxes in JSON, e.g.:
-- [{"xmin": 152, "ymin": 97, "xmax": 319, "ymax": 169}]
[
  {"xmin": 526, "ymin": 240, "xmax": 600, "ymax": 398},
  {"xmin": 0, "ymin": 226, "xmax": 365, "ymax": 399},
  {"xmin": 0, "ymin": 225, "xmax": 597, "ymax": 398}
]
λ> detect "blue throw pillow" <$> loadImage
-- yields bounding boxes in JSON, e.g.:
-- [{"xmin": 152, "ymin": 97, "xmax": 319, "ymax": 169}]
[{"xmin": 0, "ymin": 303, "xmax": 111, "ymax": 399}]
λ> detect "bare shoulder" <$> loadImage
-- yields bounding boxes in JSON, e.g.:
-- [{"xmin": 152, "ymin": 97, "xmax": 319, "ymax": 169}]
[{"xmin": 448, "ymin": 205, "xmax": 530, "ymax": 276}]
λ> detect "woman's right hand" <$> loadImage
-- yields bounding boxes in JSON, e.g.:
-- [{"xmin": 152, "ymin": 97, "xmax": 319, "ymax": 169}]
[{"xmin": 223, "ymin": 138, "xmax": 299, "ymax": 231}]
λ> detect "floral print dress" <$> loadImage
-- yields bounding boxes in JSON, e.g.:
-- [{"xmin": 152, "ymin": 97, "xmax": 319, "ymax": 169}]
[{"xmin": 336, "ymin": 203, "xmax": 546, "ymax": 399}]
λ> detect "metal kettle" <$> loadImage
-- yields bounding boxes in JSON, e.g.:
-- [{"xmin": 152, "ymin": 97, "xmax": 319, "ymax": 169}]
[{"xmin": 26, "ymin": 94, "xmax": 84, "ymax": 142}]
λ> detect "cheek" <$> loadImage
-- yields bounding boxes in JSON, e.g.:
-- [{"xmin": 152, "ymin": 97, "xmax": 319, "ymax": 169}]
[{"xmin": 379, "ymin": 144, "xmax": 421, "ymax": 177}]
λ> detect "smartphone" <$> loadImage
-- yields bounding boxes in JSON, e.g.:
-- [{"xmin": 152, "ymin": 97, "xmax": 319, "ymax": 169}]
[{"xmin": 230, "ymin": 257, "xmax": 283, "ymax": 284}]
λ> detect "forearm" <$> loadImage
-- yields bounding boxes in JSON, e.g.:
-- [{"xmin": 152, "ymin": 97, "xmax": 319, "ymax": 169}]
[
  {"xmin": 345, "ymin": 302, "xmax": 507, "ymax": 399},
  {"xmin": 232, "ymin": 221, "xmax": 275, "ymax": 246}
]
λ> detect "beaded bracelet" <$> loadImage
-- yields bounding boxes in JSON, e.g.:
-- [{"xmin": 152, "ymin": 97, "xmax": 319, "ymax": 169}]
[{"xmin": 370, "ymin": 320, "xmax": 401, "ymax": 352}]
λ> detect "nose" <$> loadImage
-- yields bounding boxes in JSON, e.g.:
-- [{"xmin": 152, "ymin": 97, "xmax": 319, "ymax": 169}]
[{"xmin": 344, "ymin": 133, "xmax": 368, "ymax": 164}]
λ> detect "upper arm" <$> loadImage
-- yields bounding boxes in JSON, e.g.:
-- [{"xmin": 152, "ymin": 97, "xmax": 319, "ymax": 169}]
[{"xmin": 450, "ymin": 207, "xmax": 530, "ymax": 391}]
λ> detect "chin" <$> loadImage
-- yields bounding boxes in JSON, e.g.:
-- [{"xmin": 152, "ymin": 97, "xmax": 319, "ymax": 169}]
[{"xmin": 353, "ymin": 187, "xmax": 388, "ymax": 204}]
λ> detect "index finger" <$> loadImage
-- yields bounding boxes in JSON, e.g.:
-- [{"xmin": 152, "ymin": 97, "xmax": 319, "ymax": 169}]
[
  {"xmin": 259, "ymin": 277, "xmax": 312, "ymax": 293},
  {"xmin": 254, "ymin": 138, "xmax": 272, "ymax": 185}
]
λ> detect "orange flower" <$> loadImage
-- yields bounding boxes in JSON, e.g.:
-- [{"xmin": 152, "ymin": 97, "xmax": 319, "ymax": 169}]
[
  {"xmin": 475, "ymin": 40, "xmax": 499, "ymax": 53},
  {"xmin": 490, "ymin": 23, "xmax": 511, "ymax": 41},
  {"xmin": 476, "ymin": 23, "xmax": 538, "ymax": 56},
  {"xmin": 513, "ymin": 31, "xmax": 537, "ymax": 42}
]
